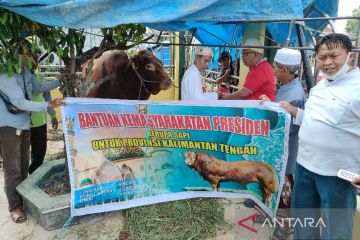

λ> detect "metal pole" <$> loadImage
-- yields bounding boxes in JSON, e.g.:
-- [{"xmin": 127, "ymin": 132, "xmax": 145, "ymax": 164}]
[
  {"xmin": 189, "ymin": 29, "xmax": 196, "ymax": 45},
  {"xmin": 313, "ymin": 7, "xmax": 336, "ymax": 31},
  {"xmin": 178, "ymin": 32, "xmax": 186, "ymax": 98},
  {"xmin": 132, "ymin": 40, "xmax": 360, "ymax": 51},
  {"xmin": 219, "ymin": 16, "xmax": 360, "ymax": 24},
  {"xmin": 231, "ymin": 24, "xmax": 239, "ymax": 46},
  {"xmin": 156, "ymin": 31, "xmax": 163, "ymax": 43},
  {"xmin": 296, "ymin": 23, "xmax": 314, "ymax": 90},
  {"xmin": 285, "ymin": 20, "xmax": 295, "ymax": 47},
  {"xmin": 354, "ymin": 22, "xmax": 360, "ymax": 67}
]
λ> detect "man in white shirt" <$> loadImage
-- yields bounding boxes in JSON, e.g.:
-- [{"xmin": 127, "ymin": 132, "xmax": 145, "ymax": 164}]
[
  {"xmin": 280, "ymin": 33, "xmax": 360, "ymax": 239},
  {"xmin": 181, "ymin": 47, "xmax": 219, "ymax": 100}
]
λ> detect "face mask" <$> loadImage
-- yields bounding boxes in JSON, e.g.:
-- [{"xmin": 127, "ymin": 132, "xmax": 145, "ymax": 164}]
[{"xmin": 320, "ymin": 54, "xmax": 350, "ymax": 82}]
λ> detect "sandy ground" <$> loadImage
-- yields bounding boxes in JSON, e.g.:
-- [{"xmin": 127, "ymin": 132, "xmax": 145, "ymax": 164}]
[{"xmin": 46, "ymin": 123, "xmax": 65, "ymax": 156}]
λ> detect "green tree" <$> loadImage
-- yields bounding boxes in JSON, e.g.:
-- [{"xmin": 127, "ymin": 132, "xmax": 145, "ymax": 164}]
[
  {"xmin": 0, "ymin": 8, "xmax": 146, "ymax": 96},
  {"xmin": 345, "ymin": 5, "xmax": 360, "ymax": 38}
]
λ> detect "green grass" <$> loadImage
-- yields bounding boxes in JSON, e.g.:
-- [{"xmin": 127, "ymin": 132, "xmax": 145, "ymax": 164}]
[{"xmin": 121, "ymin": 198, "xmax": 230, "ymax": 240}]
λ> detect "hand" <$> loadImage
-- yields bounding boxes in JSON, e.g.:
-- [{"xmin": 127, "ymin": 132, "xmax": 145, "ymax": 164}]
[
  {"xmin": 352, "ymin": 177, "xmax": 360, "ymax": 190},
  {"xmin": 221, "ymin": 93, "xmax": 229, "ymax": 100},
  {"xmin": 48, "ymin": 98, "xmax": 66, "ymax": 108},
  {"xmin": 217, "ymin": 92, "xmax": 224, "ymax": 100},
  {"xmin": 279, "ymin": 101, "xmax": 298, "ymax": 117},
  {"xmin": 51, "ymin": 117, "xmax": 58, "ymax": 130},
  {"xmin": 259, "ymin": 94, "xmax": 270, "ymax": 104}
]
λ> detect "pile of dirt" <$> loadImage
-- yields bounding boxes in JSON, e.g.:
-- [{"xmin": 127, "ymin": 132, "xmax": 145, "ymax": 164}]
[{"xmin": 41, "ymin": 173, "xmax": 70, "ymax": 197}]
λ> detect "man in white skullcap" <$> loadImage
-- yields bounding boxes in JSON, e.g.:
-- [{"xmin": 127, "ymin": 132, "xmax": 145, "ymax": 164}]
[
  {"xmin": 260, "ymin": 48, "xmax": 307, "ymax": 239},
  {"xmin": 181, "ymin": 46, "xmax": 221, "ymax": 100},
  {"xmin": 222, "ymin": 38, "xmax": 276, "ymax": 101}
]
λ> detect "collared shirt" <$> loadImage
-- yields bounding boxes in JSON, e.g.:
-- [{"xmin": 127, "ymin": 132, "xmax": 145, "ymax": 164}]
[
  {"xmin": 276, "ymin": 77, "xmax": 307, "ymax": 174},
  {"xmin": 181, "ymin": 64, "xmax": 218, "ymax": 100},
  {"xmin": 0, "ymin": 67, "xmax": 60, "ymax": 130},
  {"xmin": 243, "ymin": 58, "xmax": 276, "ymax": 101},
  {"xmin": 294, "ymin": 68, "xmax": 360, "ymax": 176}
]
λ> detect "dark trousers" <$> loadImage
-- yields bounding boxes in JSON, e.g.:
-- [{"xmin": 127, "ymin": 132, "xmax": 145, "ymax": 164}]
[
  {"xmin": 292, "ymin": 164, "xmax": 356, "ymax": 240},
  {"xmin": 29, "ymin": 124, "xmax": 47, "ymax": 174},
  {"xmin": 0, "ymin": 127, "xmax": 30, "ymax": 211}
]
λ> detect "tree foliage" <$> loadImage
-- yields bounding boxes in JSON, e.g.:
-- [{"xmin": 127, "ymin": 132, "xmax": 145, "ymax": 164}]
[
  {"xmin": 0, "ymin": 8, "xmax": 85, "ymax": 76},
  {"xmin": 0, "ymin": 7, "xmax": 146, "ymax": 83},
  {"xmin": 345, "ymin": 5, "xmax": 360, "ymax": 38}
]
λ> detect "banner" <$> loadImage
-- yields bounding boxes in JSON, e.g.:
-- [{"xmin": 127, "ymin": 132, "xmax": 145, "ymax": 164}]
[{"xmin": 61, "ymin": 98, "xmax": 290, "ymax": 217}]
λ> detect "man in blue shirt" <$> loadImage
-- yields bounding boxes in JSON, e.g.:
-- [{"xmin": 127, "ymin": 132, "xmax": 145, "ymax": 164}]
[{"xmin": 0, "ymin": 49, "xmax": 64, "ymax": 223}]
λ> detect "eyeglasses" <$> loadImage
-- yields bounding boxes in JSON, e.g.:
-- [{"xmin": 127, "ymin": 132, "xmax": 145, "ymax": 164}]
[{"xmin": 242, "ymin": 51, "xmax": 255, "ymax": 57}]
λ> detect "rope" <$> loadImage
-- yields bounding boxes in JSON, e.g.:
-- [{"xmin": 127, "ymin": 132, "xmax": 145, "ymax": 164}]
[
  {"xmin": 128, "ymin": 60, "xmax": 150, "ymax": 100},
  {"xmin": 51, "ymin": 215, "xmax": 74, "ymax": 240},
  {"xmin": 84, "ymin": 74, "xmax": 116, "ymax": 96}
]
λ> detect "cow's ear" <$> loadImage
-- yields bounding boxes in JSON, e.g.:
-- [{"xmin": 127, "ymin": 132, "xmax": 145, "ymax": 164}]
[{"xmin": 145, "ymin": 63, "xmax": 156, "ymax": 72}]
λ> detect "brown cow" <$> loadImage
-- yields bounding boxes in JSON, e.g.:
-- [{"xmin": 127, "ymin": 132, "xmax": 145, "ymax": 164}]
[
  {"xmin": 183, "ymin": 151, "xmax": 279, "ymax": 205},
  {"xmin": 83, "ymin": 50, "xmax": 172, "ymax": 100}
]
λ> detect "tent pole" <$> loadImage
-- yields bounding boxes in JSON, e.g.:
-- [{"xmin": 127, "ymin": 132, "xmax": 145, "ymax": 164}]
[
  {"xmin": 296, "ymin": 23, "xmax": 314, "ymax": 91},
  {"xmin": 285, "ymin": 20, "xmax": 295, "ymax": 47}
]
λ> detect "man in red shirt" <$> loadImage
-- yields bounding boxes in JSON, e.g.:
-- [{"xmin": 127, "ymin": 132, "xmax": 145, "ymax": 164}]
[{"xmin": 222, "ymin": 38, "xmax": 276, "ymax": 101}]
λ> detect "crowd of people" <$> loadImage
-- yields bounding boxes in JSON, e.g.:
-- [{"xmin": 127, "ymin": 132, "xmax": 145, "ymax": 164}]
[
  {"xmin": 1, "ymin": 33, "xmax": 359, "ymax": 240},
  {"xmin": 181, "ymin": 33, "xmax": 360, "ymax": 239}
]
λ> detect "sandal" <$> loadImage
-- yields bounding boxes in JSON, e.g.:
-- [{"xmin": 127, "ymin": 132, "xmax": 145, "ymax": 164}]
[{"xmin": 10, "ymin": 207, "xmax": 27, "ymax": 223}]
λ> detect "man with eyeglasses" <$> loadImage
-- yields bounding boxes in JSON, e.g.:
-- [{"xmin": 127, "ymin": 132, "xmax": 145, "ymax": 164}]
[{"xmin": 222, "ymin": 38, "xmax": 276, "ymax": 101}]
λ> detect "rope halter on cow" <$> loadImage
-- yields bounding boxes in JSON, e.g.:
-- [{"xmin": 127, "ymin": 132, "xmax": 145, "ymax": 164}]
[
  {"xmin": 84, "ymin": 73, "xmax": 116, "ymax": 96},
  {"xmin": 128, "ymin": 59, "xmax": 150, "ymax": 99},
  {"xmin": 83, "ymin": 56, "xmax": 151, "ymax": 99}
]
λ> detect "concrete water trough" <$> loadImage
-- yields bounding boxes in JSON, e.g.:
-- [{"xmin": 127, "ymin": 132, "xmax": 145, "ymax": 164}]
[{"xmin": 16, "ymin": 159, "xmax": 103, "ymax": 230}]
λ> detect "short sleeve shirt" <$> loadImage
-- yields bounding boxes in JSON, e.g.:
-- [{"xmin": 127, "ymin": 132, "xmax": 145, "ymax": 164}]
[{"xmin": 243, "ymin": 59, "xmax": 276, "ymax": 101}]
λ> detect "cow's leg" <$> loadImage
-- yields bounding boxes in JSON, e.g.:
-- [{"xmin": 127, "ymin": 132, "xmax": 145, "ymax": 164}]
[
  {"xmin": 258, "ymin": 181, "xmax": 267, "ymax": 203},
  {"xmin": 265, "ymin": 189, "xmax": 272, "ymax": 205},
  {"xmin": 209, "ymin": 175, "xmax": 221, "ymax": 191}
]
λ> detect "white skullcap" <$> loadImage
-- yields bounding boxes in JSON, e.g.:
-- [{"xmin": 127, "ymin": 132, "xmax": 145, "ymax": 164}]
[
  {"xmin": 195, "ymin": 47, "xmax": 213, "ymax": 57},
  {"xmin": 243, "ymin": 38, "xmax": 264, "ymax": 54},
  {"xmin": 274, "ymin": 48, "xmax": 302, "ymax": 65}
]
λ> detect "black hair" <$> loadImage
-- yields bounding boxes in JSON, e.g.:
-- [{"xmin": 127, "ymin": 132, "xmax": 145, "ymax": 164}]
[
  {"xmin": 315, "ymin": 33, "xmax": 353, "ymax": 54},
  {"xmin": 218, "ymin": 51, "xmax": 230, "ymax": 63},
  {"xmin": 16, "ymin": 39, "xmax": 41, "ymax": 61}
]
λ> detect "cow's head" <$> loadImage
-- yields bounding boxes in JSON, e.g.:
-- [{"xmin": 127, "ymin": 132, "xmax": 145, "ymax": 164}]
[
  {"xmin": 183, "ymin": 151, "xmax": 198, "ymax": 166},
  {"xmin": 131, "ymin": 50, "xmax": 172, "ymax": 94}
]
